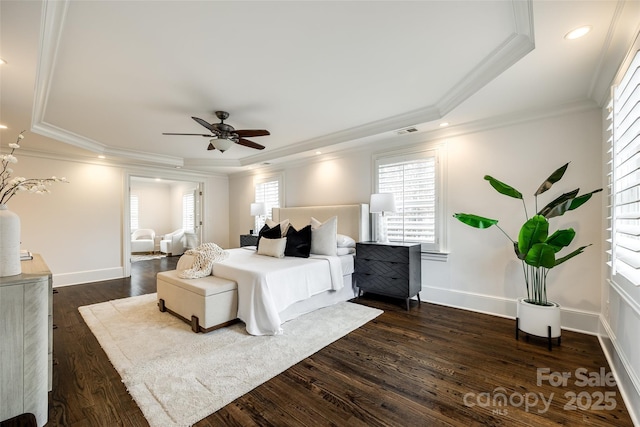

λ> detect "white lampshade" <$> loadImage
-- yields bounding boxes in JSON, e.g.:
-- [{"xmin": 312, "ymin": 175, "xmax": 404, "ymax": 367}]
[
  {"xmin": 211, "ymin": 138, "xmax": 234, "ymax": 153},
  {"xmin": 250, "ymin": 202, "xmax": 267, "ymax": 216},
  {"xmin": 370, "ymin": 193, "xmax": 396, "ymax": 214}
]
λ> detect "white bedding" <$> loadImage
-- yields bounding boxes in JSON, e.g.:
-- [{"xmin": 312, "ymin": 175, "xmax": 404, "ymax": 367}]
[{"xmin": 211, "ymin": 248, "xmax": 345, "ymax": 335}]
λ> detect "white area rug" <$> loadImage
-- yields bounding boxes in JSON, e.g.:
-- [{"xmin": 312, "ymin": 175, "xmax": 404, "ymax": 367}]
[
  {"xmin": 131, "ymin": 254, "xmax": 166, "ymax": 262},
  {"xmin": 79, "ymin": 293, "xmax": 382, "ymax": 427}
]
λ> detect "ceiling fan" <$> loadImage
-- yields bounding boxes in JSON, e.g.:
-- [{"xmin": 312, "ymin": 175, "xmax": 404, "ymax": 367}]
[{"xmin": 163, "ymin": 111, "xmax": 270, "ymax": 152}]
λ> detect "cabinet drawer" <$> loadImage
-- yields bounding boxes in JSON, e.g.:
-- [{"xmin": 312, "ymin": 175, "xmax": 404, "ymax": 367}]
[
  {"xmin": 354, "ymin": 258, "xmax": 409, "ymax": 280},
  {"xmin": 354, "ymin": 274, "xmax": 411, "ymax": 298},
  {"xmin": 356, "ymin": 244, "xmax": 408, "ymax": 263}
]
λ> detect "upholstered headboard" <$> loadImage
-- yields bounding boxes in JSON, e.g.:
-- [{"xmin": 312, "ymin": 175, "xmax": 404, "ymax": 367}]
[{"xmin": 272, "ymin": 204, "xmax": 370, "ymax": 242}]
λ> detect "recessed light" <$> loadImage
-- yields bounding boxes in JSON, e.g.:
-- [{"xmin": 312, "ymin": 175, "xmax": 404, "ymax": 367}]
[
  {"xmin": 315, "ymin": 151, "xmax": 322, "ymax": 155},
  {"xmin": 564, "ymin": 25, "xmax": 591, "ymax": 40},
  {"xmin": 439, "ymin": 122, "xmax": 449, "ymax": 127},
  {"xmin": 0, "ymin": 124, "xmax": 7, "ymax": 129},
  {"xmin": 0, "ymin": 59, "xmax": 6, "ymax": 65},
  {"xmin": 98, "ymin": 154, "xmax": 106, "ymax": 159}
]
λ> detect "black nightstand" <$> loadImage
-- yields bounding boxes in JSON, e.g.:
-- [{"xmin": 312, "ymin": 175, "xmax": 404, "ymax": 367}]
[
  {"xmin": 354, "ymin": 241, "xmax": 422, "ymax": 310},
  {"xmin": 240, "ymin": 234, "xmax": 259, "ymax": 247}
]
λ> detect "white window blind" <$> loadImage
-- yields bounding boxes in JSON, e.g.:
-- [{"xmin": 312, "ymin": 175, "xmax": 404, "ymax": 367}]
[
  {"xmin": 376, "ymin": 151, "xmax": 438, "ymax": 250},
  {"xmin": 610, "ymin": 47, "xmax": 640, "ymax": 286},
  {"xmin": 130, "ymin": 194, "xmax": 139, "ymax": 231},
  {"xmin": 255, "ymin": 179, "xmax": 280, "ymax": 231},
  {"xmin": 182, "ymin": 192, "xmax": 195, "ymax": 233}
]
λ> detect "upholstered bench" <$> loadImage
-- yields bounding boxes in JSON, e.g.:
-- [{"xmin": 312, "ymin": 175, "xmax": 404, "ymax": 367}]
[{"xmin": 156, "ymin": 270, "xmax": 238, "ymax": 333}]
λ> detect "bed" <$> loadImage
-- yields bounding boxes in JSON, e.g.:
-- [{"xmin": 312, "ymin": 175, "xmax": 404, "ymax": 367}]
[{"xmin": 213, "ymin": 204, "xmax": 370, "ymax": 335}]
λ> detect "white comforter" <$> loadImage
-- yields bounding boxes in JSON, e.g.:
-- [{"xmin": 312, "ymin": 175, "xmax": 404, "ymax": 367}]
[{"xmin": 212, "ymin": 248, "xmax": 344, "ymax": 335}]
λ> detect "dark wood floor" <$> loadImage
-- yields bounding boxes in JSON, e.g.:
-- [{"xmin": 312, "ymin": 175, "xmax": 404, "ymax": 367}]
[{"xmin": 47, "ymin": 258, "xmax": 633, "ymax": 426}]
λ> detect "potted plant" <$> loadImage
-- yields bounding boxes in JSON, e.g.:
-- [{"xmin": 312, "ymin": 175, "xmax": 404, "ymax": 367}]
[{"xmin": 453, "ymin": 162, "xmax": 601, "ymax": 349}]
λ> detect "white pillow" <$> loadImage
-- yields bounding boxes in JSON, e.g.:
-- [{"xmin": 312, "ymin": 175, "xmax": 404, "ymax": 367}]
[
  {"xmin": 336, "ymin": 234, "xmax": 356, "ymax": 248},
  {"xmin": 257, "ymin": 237, "xmax": 287, "ymax": 258},
  {"xmin": 266, "ymin": 218, "xmax": 290, "ymax": 237},
  {"xmin": 176, "ymin": 254, "xmax": 195, "ymax": 271},
  {"xmin": 310, "ymin": 216, "xmax": 337, "ymax": 256},
  {"xmin": 336, "ymin": 247, "xmax": 356, "ymax": 256}
]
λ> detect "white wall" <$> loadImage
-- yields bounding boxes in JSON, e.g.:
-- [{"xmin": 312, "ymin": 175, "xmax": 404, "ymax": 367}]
[
  {"xmin": 131, "ymin": 181, "xmax": 172, "ymax": 237},
  {"xmin": 229, "ymin": 149, "xmax": 373, "ymax": 244},
  {"xmin": 229, "ymin": 108, "xmax": 604, "ymax": 334},
  {"xmin": 445, "ymin": 110, "xmax": 603, "ymax": 330},
  {"xmin": 8, "ymin": 157, "xmax": 229, "ymax": 286}
]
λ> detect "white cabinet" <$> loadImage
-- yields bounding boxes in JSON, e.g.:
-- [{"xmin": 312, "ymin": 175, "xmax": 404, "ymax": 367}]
[{"xmin": 0, "ymin": 255, "xmax": 52, "ymax": 427}]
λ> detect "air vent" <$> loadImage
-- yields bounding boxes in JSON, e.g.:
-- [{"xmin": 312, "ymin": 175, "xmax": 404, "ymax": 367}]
[{"xmin": 396, "ymin": 127, "xmax": 418, "ymax": 135}]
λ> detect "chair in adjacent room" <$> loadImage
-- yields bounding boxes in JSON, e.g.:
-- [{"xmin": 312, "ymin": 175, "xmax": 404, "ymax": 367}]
[
  {"xmin": 131, "ymin": 228, "xmax": 156, "ymax": 253},
  {"xmin": 160, "ymin": 229, "xmax": 185, "ymax": 256}
]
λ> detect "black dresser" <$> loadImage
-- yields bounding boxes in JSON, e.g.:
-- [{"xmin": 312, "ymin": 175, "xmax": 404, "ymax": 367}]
[{"xmin": 354, "ymin": 241, "xmax": 422, "ymax": 310}]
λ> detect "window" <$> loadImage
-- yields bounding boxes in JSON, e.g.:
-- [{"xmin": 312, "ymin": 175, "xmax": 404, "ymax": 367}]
[
  {"xmin": 254, "ymin": 176, "xmax": 282, "ymax": 232},
  {"xmin": 130, "ymin": 194, "xmax": 139, "ymax": 231},
  {"xmin": 182, "ymin": 191, "xmax": 195, "ymax": 233},
  {"xmin": 609, "ymin": 45, "xmax": 640, "ymax": 287},
  {"xmin": 375, "ymin": 147, "xmax": 442, "ymax": 252}
]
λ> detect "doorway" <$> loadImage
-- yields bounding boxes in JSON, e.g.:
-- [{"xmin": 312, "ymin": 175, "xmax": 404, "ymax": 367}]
[{"xmin": 125, "ymin": 175, "xmax": 204, "ymax": 277}]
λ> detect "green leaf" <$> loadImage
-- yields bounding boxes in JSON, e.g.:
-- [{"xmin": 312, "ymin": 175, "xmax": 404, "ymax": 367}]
[
  {"xmin": 555, "ymin": 244, "xmax": 592, "ymax": 266},
  {"xmin": 568, "ymin": 188, "xmax": 603, "ymax": 210},
  {"xmin": 538, "ymin": 189, "xmax": 580, "ymax": 218},
  {"xmin": 453, "ymin": 213, "xmax": 498, "ymax": 229},
  {"xmin": 518, "ymin": 215, "xmax": 548, "ymax": 256},
  {"xmin": 524, "ymin": 243, "xmax": 556, "ymax": 268},
  {"xmin": 484, "ymin": 175, "xmax": 523, "ymax": 199},
  {"xmin": 534, "ymin": 162, "xmax": 569, "ymax": 196},
  {"xmin": 545, "ymin": 228, "xmax": 576, "ymax": 252}
]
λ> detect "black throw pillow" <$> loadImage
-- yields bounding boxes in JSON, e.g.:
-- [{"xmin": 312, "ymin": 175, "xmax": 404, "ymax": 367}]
[
  {"xmin": 284, "ymin": 225, "xmax": 312, "ymax": 258},
  {"xmin": 257, "ymin": 224, "xmax": 281, "ymax": 250}
]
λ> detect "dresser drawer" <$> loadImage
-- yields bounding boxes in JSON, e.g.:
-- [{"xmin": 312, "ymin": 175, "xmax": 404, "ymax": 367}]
[
  {"xmin": 354, "ymin": 274, "xmax": 411, "ymax": 298},
  {"xmin": 354, "ymin": 258, "xmax": 410, "ymax": 280},
  {"xmin": 356, "ymin": 243, "xmax": 409, "ymax": 263}
]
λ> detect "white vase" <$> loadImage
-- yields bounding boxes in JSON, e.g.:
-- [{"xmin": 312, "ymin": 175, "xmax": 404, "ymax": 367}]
[
  {"xmin": 516, "ymin": 297, "xmax": 561, "ymax": 349},
  {"xmin": 0, "ymin": 204, "xmax": 21, "ymax": 277}
]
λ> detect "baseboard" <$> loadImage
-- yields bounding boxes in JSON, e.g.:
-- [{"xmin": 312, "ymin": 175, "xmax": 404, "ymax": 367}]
[
  {"xmin": 421, "ymin": 285, "xmax": 600, "ymax": 335},
  {"xmin": 598, "ymin": 316, "xmax": 640, "ymax": 426},
  {"xmin": 52, "ymin": 266, "xmax": 125, "ymax": 287}
]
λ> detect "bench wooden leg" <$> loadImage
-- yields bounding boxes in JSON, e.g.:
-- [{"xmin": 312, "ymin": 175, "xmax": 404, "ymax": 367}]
[
  {"xmin": 191, "ymin": 315, "xmax": 200, "ymax": 333},
  {"xmin": 158, "ymin": 298, "xmax": 166, "ymax": 312}
]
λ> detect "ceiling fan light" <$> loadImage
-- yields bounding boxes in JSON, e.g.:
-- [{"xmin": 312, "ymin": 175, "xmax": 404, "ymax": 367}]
[{"xmin": 211, "ymin": 138, "xmax": 233, "ymax": 153}]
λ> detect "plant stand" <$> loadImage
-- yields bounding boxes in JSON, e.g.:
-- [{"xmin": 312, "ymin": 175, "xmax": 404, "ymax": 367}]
[{"xmin": 515, "ymin": 297, "xmax": 561, "ymax": 351}]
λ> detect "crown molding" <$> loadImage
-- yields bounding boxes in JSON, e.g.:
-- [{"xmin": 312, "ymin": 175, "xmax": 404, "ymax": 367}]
[
  {"xmin": 183, "ymin": 157, "xmax": 242, "ymax": 169},
  {"xmin": 104, "ymin": 146, "xmax": 183, "ymax": 167},
  {"xmin": 436, "ymin": 0, "xmax": 534, "ymax": 116},
  {"xmin": 589, "ymin": 1, "xmax": 640, "ymax": 107},
  {"xmin": 229, "ymin": 98, "xmax": 599, "ymax": 179},
  {"xmin": 32, "ymin": 0, "xmax": 69, "ymax": 131},
  {"xmin": 239, "ymin": 105, "xmax": 442, "ymax": 167},
  {"xmin": 31, "ymin": 0, "xmax": 535, "ymax": 171}
]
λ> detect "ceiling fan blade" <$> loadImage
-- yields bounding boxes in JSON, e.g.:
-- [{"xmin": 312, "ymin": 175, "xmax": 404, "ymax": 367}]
[
  {"xmin": 235, "ymin": 129, "xmax": 270, "ymax": 137},
  {"xmin": 191, "ymin": 116, "xmax": 217, "ymax": 133},
  {"xmin": 162, "ymin": 132, "xmax": 213, "ymax": 137},
  {"xmin": 236, "ymin": 138, "xmax": 265, "ymax": 150}
]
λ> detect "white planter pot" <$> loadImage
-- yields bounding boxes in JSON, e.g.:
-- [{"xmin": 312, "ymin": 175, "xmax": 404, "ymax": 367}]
[
  {"xmin": 516, "ymin": 297, "xmax": 561, "ymax": 349},
  {"xmin": 0, "ymin": 204, "xmax": 21, "ymax": 277}
]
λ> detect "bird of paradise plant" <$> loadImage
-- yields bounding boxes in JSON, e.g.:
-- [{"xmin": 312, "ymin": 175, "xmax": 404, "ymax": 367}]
[{"xmin": 453, "ymin": 162, "xmax": 602, "ymax": 306}]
